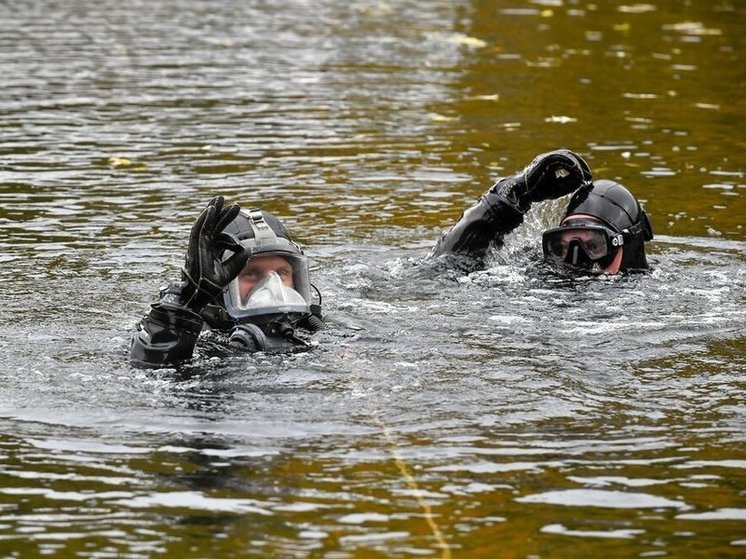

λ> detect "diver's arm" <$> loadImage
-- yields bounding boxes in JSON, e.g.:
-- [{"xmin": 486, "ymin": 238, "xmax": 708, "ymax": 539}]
[
  {"xmin": 130, "ymin": 196, "xmax": 249, "ymax": 368},
  {"xmin": 431, "ymin": 149, "xmax": 592, "ymax": 270},
  {"xmin": 431, "ymin": 178, "xmax": 526, "ymax": 263},
  {"xmin": 130, "ymin": 297, "xmax": 204, "ymax": 368}
]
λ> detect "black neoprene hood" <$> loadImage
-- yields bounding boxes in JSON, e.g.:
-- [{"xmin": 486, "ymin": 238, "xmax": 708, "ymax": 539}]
[{"xmin": 564, "ymin": 180, "xmax": 643, "ymax": 232}]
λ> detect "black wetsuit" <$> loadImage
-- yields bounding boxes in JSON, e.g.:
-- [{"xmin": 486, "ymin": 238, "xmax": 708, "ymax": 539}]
[
  {"xmin": 130, "ymin": 281, "xmax": 320, "ymax": 368},
  {"xmin": 431, "ymin": 177, "xmax": 527, "ymax": 273},
  {"xmin": 131, "ymin": 199, "xmax": 325, "ymax": 369},
  {"xmin": 130, "ymin": 282, "xmax": 233, "ymax": 368},
  {"xmin": 432, "ymin": 148, "xmax": 601, "ymax": 272}
]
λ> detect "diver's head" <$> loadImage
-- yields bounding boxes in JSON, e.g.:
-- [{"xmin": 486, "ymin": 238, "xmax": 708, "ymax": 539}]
[
  {"xmin": 220, "ymin": 209, "xmax": 314, "ymax": 323},
  {"xmin": 542, "ymin": 180, "xmax": 654, "ymax": 274}
]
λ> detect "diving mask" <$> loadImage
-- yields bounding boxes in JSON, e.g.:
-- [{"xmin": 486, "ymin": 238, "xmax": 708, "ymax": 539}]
[{"xmin": 542, "ymin": 220, "xmax": 623, "ymax": 271}]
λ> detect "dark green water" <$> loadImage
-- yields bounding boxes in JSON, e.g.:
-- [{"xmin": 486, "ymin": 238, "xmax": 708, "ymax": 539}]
[{"xmin": 0, "ymin": 1, "xmax": 744, "ymax": 558}]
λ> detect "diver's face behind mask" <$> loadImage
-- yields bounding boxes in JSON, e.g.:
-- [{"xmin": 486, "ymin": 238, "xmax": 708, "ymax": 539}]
[
  {"xmin": 223, "ymin": 252, "xmax": 313, "ymax": 322},
  {"xmin": 542, "ymin": 216, "xmax": 624, "ymax": 274},
  {"xmin": 238, "ymin": 254, "xmax": 295, "ymax": 300}
]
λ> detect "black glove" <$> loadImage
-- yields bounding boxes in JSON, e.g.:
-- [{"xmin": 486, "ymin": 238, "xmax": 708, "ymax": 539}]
[
  {"xmin": 180, "ymin": 196, "xmax": 249, "ymax": 313},
  {"xmin": 494, "ymin": 149, "xmax": 592, "ymax": 213}
]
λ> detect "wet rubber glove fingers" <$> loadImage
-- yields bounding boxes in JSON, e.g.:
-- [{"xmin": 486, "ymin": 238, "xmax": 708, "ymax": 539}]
[
  {"xmin": 523, "ymin": 149, "xmax": 592, "ymax": 203},
  {"xmin": 214, "ymin": 230, "xmax": 249, "ymax": 282},
  {"xmin": 180, "ymin": 196, "xmax": 249, "ymax": 312}
]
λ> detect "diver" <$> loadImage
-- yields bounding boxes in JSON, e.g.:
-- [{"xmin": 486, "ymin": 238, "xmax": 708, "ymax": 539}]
[
  {"xmin": 431, "ymin": 149, "xmax": 654, "ymax": 274},
  {"xmin": 130, "ymin": 196, "xmax": 324, "ymax": 368}
]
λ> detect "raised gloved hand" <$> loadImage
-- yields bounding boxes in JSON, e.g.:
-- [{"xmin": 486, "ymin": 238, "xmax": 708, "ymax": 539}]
[
  {"xmin": 495, "ymin": 149, "xmax": 592, "ymax": 213},
  {"xmin": 180, "ymin": 196, "xmax": 249, "ymax": 313}
]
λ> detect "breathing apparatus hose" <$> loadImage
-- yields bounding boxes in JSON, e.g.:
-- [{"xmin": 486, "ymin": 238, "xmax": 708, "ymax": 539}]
[{"xmin": 299, "ymin": 313, "xmax": 324, "ymax": 333}]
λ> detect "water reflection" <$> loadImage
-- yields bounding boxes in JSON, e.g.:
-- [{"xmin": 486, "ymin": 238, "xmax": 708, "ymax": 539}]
[{"xmin": 0, "ymin": 0, "xmax": 744, "ymax": 557}]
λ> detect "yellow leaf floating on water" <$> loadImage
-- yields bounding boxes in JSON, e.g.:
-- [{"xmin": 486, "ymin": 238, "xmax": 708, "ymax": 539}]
[
  {"xmin": 108, "ymin": 156, "xmax": 132, "ymax": 167},
  {"xmin": 107, "ymin": 156, "xmax": 148, "ymax": 170},
  {"xmin": 545, "ymin": 115, "xmax": 577, "ymax": 124},
  {"xmin": 694, "ymin": 103, "xmax": 720, "ymax": 111},
  {"xmin": 428, "ymin": 113, "xmax": 459, "ymax": 122},
  {"xmin": 446, "ymin": 35, "xmax": 487, "ymax": 48},
  {"xmin": 541, "ymin": 9, "xmax": 554, "ymax": 18},
  {"xmin": 618, "ymin": 4, "xmax": 657, "ymax": 14},
  {"xmin": 614, "ymin": 22, "xmax": 631, "ymax": 32},
  {"xmin": 467, "ymin": 94, "xmax": 500, "ymax": 102},
  {"xmin": 663, "ymin": 21, "xmax": 722, "ymax": 36}
]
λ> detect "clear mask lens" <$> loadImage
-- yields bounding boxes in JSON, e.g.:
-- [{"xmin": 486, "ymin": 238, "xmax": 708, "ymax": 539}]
[
  {"xmin": 242, "ymin": 271, "xmax": 307, "ymax": 311},
  {"xmin": 222, "ymin": 249, "xmax": 313, "ymax": 320}
]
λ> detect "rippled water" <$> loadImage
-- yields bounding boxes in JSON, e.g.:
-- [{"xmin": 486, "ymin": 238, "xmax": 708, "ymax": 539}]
[{"xmin": 0, "ymin": 1, "xmax": 744, "ymax": 557}]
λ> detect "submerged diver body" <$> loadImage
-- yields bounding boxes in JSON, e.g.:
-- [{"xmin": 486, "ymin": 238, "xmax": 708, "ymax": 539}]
[
  {"xmin": 130, "ymin": 197, "xmax": 323, "ymax": 368},
  {"xmin": 431, "ymin": 149, "xmax": 654, "ymax": 275}
]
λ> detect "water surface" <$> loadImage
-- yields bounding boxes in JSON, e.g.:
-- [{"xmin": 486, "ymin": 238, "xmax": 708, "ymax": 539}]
[{"xmin": 0, "ymin": 1, "xmax": 744, "ymax": 557}]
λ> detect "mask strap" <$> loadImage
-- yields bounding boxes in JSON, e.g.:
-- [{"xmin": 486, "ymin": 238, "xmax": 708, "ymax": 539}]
[
  {"xmin": 620, "ymin": 209, "xmax": 654, "ymax": 242},
  {"xmin": 640, "ymin": 210, "xmax": 654, "ymax": 240},
  {"xmin": 246, "ymin": 209, "xmax": 305, "ymax": 254},
  {"xmin": 622, "ymin": 219, "xmax": 645, "ymax": 241},
  {"xmin": 247, "ymin": 209, "xmax": 279, "ymax": 242}
]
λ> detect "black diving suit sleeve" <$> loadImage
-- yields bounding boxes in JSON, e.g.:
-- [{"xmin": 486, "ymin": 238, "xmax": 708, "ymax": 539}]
[
  {"xmin": 130, "ymin": 290, "xmax": 204, "ymax": 369},
  {"xmin": 430, "ymin": 149, "xmax": 593, "ymax": 272},
  {"xmin": 430, "ymin": 177, "xmax": 526, "ymax": 271}
]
